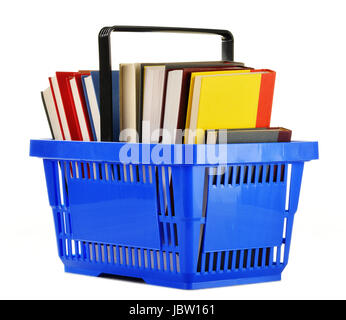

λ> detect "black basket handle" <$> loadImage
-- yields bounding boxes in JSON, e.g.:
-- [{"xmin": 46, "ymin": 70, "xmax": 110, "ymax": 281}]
[{"xmin": 98, "ymin": 25, "xmax": 235, "ymax": 141}]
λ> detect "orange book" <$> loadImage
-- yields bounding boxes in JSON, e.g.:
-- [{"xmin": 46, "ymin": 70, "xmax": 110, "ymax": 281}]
[{"xmin": 251, "ymin": 69, "xmax": 276, "ymax": 127}]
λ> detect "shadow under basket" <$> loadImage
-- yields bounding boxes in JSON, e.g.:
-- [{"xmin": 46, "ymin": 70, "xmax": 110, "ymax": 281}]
[{"xmin": 30, "ymin": 140, "xmax": 318, "ymax": 289}]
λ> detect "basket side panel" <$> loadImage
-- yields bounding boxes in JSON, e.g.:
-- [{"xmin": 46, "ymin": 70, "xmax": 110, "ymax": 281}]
[
  {"xmin": 65, "ymin": 162, "xmax": 161, "ymax": 249},
  {"xmin": 196, "ymin": 162, "xmax": 305, "ymax": 276},
  {"xmin": 203, "ymin": 163, "xmax": 286, "ymax": 252}
]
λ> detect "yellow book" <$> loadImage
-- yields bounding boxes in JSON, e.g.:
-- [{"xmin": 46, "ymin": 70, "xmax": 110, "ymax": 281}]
[
  {"xmin": 185, "ymin": 71, "xmax": 264, "ymax": 144},
  {"xmin": 185, "ymin": 70, "xmax": 250, "ymax": 143}
]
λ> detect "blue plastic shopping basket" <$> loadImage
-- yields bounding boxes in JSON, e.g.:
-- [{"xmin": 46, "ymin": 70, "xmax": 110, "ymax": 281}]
[
  {"xmin": 30, "ymin": 140, "xmax": 318, "ymax": 289},
  {"xmin": 30, "ymin": 26, "xmax": 319, "ymax": 289}
]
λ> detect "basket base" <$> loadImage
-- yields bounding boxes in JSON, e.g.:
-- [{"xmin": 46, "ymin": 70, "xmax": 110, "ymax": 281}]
[
  {"xmin": 143, "ymin": 274, "xmax": 281, "ymax": 290},
  {"xmin": 64, "ymin": 266, "xmax": 281, "ymax": 290}
]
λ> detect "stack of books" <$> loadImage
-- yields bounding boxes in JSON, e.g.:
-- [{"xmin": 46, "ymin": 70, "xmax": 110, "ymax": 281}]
[{"xmin": 41, "ymin": 61, "xmax": 291, "ymax": 144}]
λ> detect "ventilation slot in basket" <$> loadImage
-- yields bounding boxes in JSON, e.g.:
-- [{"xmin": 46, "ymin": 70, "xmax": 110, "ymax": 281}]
[
  {"xmin": 159, "ymin": 222, "xmax": 179, "ymax": 247},
  {"xmin": 214, "ymin": 163, "xmax": 291, "ymax": 187},
  {"xmin": 58, "ymin": 237, "xmax": 180, "ymax": 273},
  {"xmin": 157, "ymin": 166, "xmax": 175, "ymax": 216},
  {"xmin": 208, "ymin": 164, "xmax": 288, "ymax": 187},
  {"xmin": 57, "ymin": 161, "xmax": 70, "ymax": 206},
  {"xmin": 198, "ymin": 246, "xmax": 287, "ymax": 274},
  {"xmin": 156, "ymin": 166, "xmax": 179, "ymax": 249},
  {"xmin": 67, "ymin": 161, "xmax": 150, "ymax": 184}
]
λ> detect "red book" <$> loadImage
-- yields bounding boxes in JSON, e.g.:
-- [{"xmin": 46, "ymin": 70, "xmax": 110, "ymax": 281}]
[
  {"xmin": 68, "ymin": 72, "xmax": 94, "ymax": 141},
  {"xmin": 56, "ymin": 72, "xmax": 83, "ymax": 140}
]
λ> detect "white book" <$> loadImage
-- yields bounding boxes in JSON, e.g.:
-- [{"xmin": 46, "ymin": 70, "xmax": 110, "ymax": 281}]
[
  {"xmin": 206, "ymin": 130, "xmax": 218, "ymax": 144},
  {"xmin": 50, "ymin": 76, "xmax": 71, "ymax": 140},
  {"xmin": 141, "ymin": 65, "xmax": 166, "ymax": 143},
  {"xmin": 119, "ymin": 63, "xmax": 141, "ymax": 142},
  {"xmin": 41, "ymin": 87, "xmax": 64, "ymax": 140},
  {"xmin": 69, "ymin": 77, "xmax": 91, "ymax": 141},
  {"xmin": 83, "ymin": 75, "xmax": 100, "ymax": 141},
  {"xmin": 161, "ymin": 70, "xmax": 184, "ymax": 144}
]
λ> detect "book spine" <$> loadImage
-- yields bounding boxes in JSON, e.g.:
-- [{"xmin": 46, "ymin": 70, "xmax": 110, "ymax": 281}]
[
  {"xmin": 177, "ymin": 71, "xmax": 191, "ymax": 132},
  {"xmin": 138, "ymin": 65, "xmax": 145, "ymax": 142},
  {"xmin": 75, "ymin": 74, "xmax": 94, "ymax": 141},
  {"xmin": 159, "ymin": 69, "xmax": 170, "ymax": 136},
  {"xmin": 256, "ymin": 71, "xmax": 276, "ymax": 127},
  {"xmin": 81, "ymin": 75, "xmax": 97, "ymax": 140},
  {"xmin": 48, "ymin": 78, "xmax": 66, "ymax": 140},
  {"xmin": 112, "ymin": 71, "xmax": 120, "ymax": 142},
  {"xmin": 65, "ymin": 78, "xmax": 83, "ymax": 140}
]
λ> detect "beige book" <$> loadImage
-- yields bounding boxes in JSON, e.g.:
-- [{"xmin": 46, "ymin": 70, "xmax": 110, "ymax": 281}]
[
  {"xmin": 119, "ymin": 63, "xmax": 141, "ymax": 143},
  {"xmin": 141, "ymin": 65, "xmax": 166, "ymax": 144},
  {"xmin": 41, "ymin": 87, "xmax": 64, "ymax": 140}
]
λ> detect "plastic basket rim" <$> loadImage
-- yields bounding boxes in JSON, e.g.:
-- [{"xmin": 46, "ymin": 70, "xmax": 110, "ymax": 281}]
[{"xmin": 29, "ymin": 139, "xmax": 319, "ymax": 165}]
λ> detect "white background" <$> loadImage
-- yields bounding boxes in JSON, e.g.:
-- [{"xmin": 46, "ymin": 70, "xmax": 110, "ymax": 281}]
[{"xmin": 0, "ymin": 0, "xmax": 345, "ymax": 300}]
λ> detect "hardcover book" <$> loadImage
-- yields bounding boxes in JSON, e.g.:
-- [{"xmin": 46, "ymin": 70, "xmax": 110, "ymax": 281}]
[
  {"xmin": 139, "ymin": 61, "xmax": 245, "ymax": 142},
  {"xmin": 69, "ymin": 73, "xmax": 94, "ymax": 141},
  {"xmin": 41, "ymin": 87, "xmax": 64, "ymax": 140},
  {"xmin": 55, "ymin": 72, "xmax": 83, "ymax": 140},
  {"xmin": 185, "ymin": 69, "xmax": 276, "ymax": 144},
  {"xmin": 206, "ymin": 127, "xmax": 292, "ymax": 144},
  {"xmin": 91, "ymin": 71, "xmax": 120, "ymax": 141}
]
